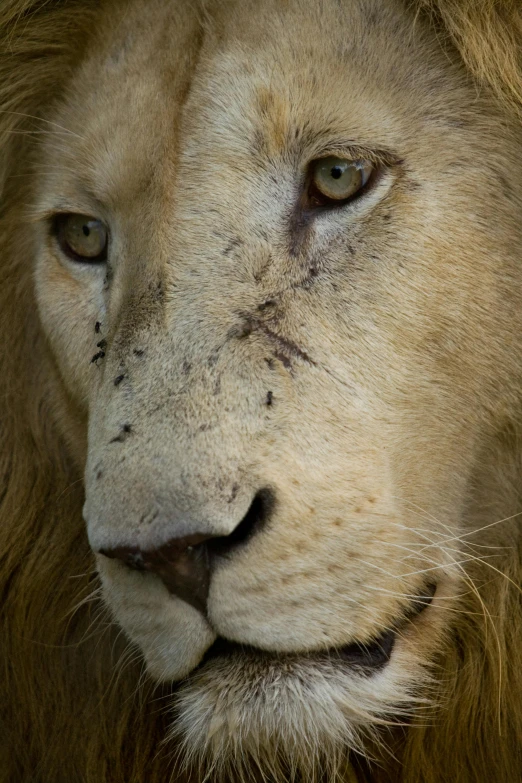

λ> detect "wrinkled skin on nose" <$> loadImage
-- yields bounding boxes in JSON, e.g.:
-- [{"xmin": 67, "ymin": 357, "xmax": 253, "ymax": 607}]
[{"xmin": 84, "ymin": 283, "xmax": 276, "ymax": 553}]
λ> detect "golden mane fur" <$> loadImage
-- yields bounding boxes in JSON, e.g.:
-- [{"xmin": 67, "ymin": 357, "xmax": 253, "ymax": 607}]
[{"xmin": 1, "ymin": 2, "xmax": 521, "ymax": 781}]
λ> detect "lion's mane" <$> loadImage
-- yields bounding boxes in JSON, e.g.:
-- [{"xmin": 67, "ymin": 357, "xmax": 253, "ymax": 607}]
[{"xmin": 1, "ymin": 2, "xmax": 521, "ymax": 781}]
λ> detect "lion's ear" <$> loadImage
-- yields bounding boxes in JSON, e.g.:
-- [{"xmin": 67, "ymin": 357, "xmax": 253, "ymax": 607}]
[{"xmin": 417, "ymin": 0, "xmax": 522, "ymax": 117}]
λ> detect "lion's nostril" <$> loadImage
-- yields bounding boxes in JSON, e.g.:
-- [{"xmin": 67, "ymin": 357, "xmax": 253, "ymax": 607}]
[
  {"xmin": 211, "ymin": 487, "xmax": 275, "ymax": 553},
  {"xmin": 98, "ymin": 488, "xmax": 275, "ymax": 612}
]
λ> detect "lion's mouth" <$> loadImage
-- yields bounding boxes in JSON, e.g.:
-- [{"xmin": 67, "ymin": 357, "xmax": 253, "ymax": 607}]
[{"xmin": 199, "ymin": 583, "xmax": 436, "ymax": 675}]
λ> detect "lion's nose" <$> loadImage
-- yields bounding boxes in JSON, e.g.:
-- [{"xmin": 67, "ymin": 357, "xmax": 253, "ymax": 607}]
[
  {"xmin": 100, "ymin": 533, "xmax": 213, "ymax": 613},
  {"xmin": 98, "ymin": 489, "xmax": 274, "ymax": 613}
]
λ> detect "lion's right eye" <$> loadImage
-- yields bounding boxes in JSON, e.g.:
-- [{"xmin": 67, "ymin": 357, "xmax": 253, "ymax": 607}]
[
  {"xmin": 53, "ymin": 214, "xmax": 108, "ymax": 263},
  {"xmin": 307, "ymin": 156, "xmax": 374, "ymax": 208}
]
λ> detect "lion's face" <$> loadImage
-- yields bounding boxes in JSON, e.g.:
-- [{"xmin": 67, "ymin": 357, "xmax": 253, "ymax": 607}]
[{"xmin": 29, "ymin": 0, "xmax": 522, "ymax": 770}]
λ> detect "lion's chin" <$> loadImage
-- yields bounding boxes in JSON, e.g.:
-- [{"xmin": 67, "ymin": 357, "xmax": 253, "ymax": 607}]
[
  {"xmin": 168, "ymin": 586, "xmax": 435, "ymax": 779},
  {"xmin": 170, "ymin": 641, "xmax": 423, "ymax": 782}
]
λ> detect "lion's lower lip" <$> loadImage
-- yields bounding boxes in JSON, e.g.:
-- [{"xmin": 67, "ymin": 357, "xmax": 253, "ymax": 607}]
[
  {"xmin": 202, "ymin": 628, "xmax": 396, "ymax": 674},
  {"xmin": 201, "ymin": 583, "xmax": 436, "ymax": 674}
]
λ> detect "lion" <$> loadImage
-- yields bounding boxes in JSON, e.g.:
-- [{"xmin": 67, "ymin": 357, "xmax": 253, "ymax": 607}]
[{"xmin": 1, "ymin": 0, "xmax": 522, "ymax": 780}]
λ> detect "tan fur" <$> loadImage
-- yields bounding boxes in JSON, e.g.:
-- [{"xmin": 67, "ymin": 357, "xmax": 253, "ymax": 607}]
[
  {"xmin": 418, "ymin": 0, "xmax": 522, "ymax": 118},
  {"xmin": 1, "ymin": 1, "xmax": 522, "ymax": 781}
]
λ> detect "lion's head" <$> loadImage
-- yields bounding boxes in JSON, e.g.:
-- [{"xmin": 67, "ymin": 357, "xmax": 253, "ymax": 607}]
[{"xmin": 2, "ymin": 0, "xmax": 522, "ymax": 781}]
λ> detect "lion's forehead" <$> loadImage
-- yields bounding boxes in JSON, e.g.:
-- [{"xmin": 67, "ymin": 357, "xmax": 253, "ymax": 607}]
[
  {"xmin": 185, "ymin": 4, "xmax": 462, "ymax": 147},
  {"xmin": 40, "ymin": 0, "xmax": 483, "ymax": 213}
]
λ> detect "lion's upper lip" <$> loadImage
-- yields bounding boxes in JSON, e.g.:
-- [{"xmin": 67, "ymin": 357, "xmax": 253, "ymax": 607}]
[{"xmin": 199, "ymin": 583, "xmax": 436, "ymax": 674}]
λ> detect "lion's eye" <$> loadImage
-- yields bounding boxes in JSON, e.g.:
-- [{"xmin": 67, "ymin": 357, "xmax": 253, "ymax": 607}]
[
  {"xmin": 53, "ymin": 214, "xmax": 108, "ymax": 263},
  {"xmin": 308, "ymin": 156, "xmax": 374, "ymax": 207}
]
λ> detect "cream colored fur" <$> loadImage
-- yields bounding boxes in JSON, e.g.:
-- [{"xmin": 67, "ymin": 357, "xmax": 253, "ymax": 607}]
[{"xmin": 1, "ymin": 0, "xmax": 522, "ymax": 781}]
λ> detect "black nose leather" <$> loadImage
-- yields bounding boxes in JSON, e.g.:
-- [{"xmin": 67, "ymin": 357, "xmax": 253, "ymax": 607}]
[
  {"xmin": 100, "ymin": 533, "xmax": 212, "ymax": 613},
  {"xmin": 99, "ymin": 488, "xmax": 274, "ymax": 613}
]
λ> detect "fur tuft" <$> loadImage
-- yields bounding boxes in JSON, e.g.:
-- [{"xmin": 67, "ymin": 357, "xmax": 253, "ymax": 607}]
[
  {"xmin": 417, "ymin": 0, "xmax": 522, "ymax": 117},
  {"xmin": 172, "ymin": 650, "xmax": 429, "ymax": 783}
]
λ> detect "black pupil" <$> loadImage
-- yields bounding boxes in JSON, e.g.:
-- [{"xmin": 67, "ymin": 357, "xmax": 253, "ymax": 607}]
[
  {"xmin": 82, "ymin": 224, "xmax": 91, "ymax": 237},
  {"xmin": 331, "ymin": 166, "xmax": 343, "ymax": 180}
]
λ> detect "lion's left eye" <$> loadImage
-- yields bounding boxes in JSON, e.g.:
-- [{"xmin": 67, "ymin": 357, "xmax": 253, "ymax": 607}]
[
  {"xmin": 308, "ymin": 156, "xmax": 374, "ymax": 207},
  {"xmin": 53, "ymin": 214, "xmax": 108, "ymax": 263}
]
